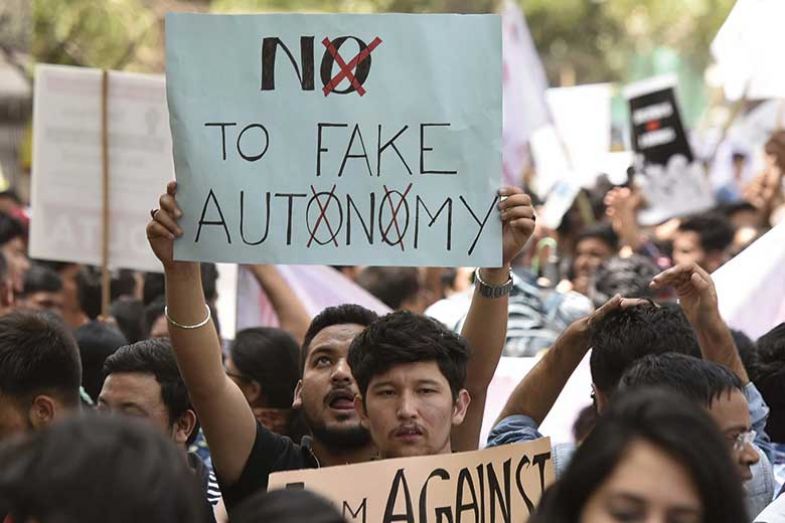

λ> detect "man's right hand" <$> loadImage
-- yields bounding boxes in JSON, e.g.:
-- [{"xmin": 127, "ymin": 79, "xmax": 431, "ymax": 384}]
[{"xmin": 146, "ymin": 181, "xmax": 184, "ymax": 269}]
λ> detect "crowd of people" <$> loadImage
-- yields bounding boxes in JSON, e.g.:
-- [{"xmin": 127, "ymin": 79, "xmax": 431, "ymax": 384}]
[{"xmin": 0, "ymin": 115, "xmax": 784, "ymax": 523}]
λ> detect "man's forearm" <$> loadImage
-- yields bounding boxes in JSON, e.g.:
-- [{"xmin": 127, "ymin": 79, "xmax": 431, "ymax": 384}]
[{"xmin": 693, "ymin": 313, "xmax": 749, "ymax": 383}]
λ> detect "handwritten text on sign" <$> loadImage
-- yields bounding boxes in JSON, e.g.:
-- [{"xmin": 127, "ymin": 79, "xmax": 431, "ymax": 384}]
[
  {"xmin": 268, "ymin": 439, "xmax": 554, "ymax": 523},
  {"xmin": 166, "ymin": 14, "xmax": 502, "ymax": 267}
]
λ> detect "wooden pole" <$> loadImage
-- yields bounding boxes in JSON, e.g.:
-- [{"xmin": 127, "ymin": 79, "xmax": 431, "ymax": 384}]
[{"xmin": 100, "ymin": 70, "xmax": 111, "ymax": 320}]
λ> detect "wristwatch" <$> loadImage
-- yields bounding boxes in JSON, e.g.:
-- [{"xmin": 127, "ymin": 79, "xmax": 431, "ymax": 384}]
[{"xmin": 474, "ymin": 268, "xmax": 513, "ymax": 299}]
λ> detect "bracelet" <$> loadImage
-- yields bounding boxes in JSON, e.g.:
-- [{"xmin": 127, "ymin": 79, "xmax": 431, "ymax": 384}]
[
  {"xmin": 165, "ymin": 304, "xmax": 211, "ymax": 330},
  {"xmin": 474, "ymin": 268, "xmax": 513, "ymax": 299}
]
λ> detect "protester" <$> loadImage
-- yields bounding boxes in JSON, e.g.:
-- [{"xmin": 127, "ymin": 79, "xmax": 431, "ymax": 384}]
[
  {"xmin": 0, "ymin": 413, "xmax": 207, "ymax": 523},
  {"xmin": 110, "ymin": 296, "xmax": 146, "ymax": 344},
  {"xmin": 16, "ymin": 263, "xmax": 64, "ymax": 314},
  {"xmin": 232, "ymin": 489, "xmax": 346, "ymax": 523},
  {"xmin": 488, "ymin": 263, "xmax": 775, "ymax": 518},
  {"xmin": 0, "ymin": 212, "xmax": 29, "ymax": 294},
  {"xmin": 76, "ymin": 265, "xmax": 136, "ymax": 320},
  {"xmin": 98, "ymin": 338, "xmax": 222, "ymax": 516},
  {"xmin": 0, "ymin": 310, "xmax": 81, "ymax": 439},
  {"xmin": 672, "ymin": 212, "xmax": 734, "ymax": 272},
  {"xmin": 754, "ymin": 323, "xmax": 785, "ymax": 494},
  {"xmin": 569, "ymin": 223, "xmax": 619, "ymax": 296},
  {"xmin": 74, "ymin": 320, "xmax": 127, "ymax": 402},
  {"xmin": 146, "ymin": 181, "xmax": 535, "ymax": 511},
  {"xmin": 144, "ymin": 296, "xmax": 169, "ymax": 338},
  {"xmin": 530, "ymin": 388, "xmax": 748, "ymax": 523},
  {"xmin": 227, "ymin": 327, "xmax": 303, "ymax": 437},
  {"xmin": 347, "ymin": 310, "xmax": 470, "ymax": 458},
  {"xmin": 588, "ymin": 254, "xmax": 659, "ymax": 307},
  {"xmin": 37, "ymin": 261, "xmax": 87, "ymax": 328}
]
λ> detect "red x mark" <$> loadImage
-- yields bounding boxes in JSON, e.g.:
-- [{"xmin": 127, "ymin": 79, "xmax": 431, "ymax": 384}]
[
  {"xmin": 382, "ymin": 183, "xmax": 413, "ymax": 252},
  {"xmin": 322, "ymin": 37, "xmax": 383, "ymax": 97},
  {"xmin": 307, "ymin": 185, "xmax": 340, "ymax": 248}
]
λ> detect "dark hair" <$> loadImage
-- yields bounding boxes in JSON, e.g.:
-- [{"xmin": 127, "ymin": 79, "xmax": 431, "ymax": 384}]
[
  {"xmin": 233, "ymin": 489, "xmax": 345, "ymax": 523},
  {"xmin": 0, "ymin": 310, "xmax": 81, "ymax": 406},
  {"xmin": 76, "ymin": 266, "xmax": 136, "ymax": 320},
  {"xmin": 143, "ymin": 263, "xmax": 217, "ymax": 307},
  {"xmin": 0, "ymin": 413, "xmax": 206, "ymax": 523},
  {"xmin": 589, "ymin": 303, "xmax": 700, "ymax": 395},
  {"xmin": 75, "ymin": 320, "xmax": 127, "ymax": 402},
  {"xmin": 20, "ymin": 263, "xmax": 63, "ymax": 296},
  {"xmin": 677, "ymin": 213, "xmax": 734, "ymax": 253},
  {"xmin": 347, "ymin": 311, "xmax": 469, "ymax": 399},
  {"xmin": 143, "ymin": 296, "xmax": 166, "ymax": 338},
  {"xmin": 355, "ymin": 267, "xmax": 421, "ymax": 310},
  {"xmin": 619, "ymin": 353, "xmax": 743, "ymax": 407},
  {"xmin": 230, "ymin": 327, "xmax": 300, "ymax": 409},
  {"xmin": 730, "ymin": 329, "xmax": 759, "ymax": 378},
  {"xmin": 102, "ymin": 338, "xmax": 199, "ymax": 445},
  {"xmin": 110, "ymin": 297, "xmax": 145, "ymax": 344},
  {"xmin": 575, "ymin": 223, "xmax": 619, "ymax": 253},
  {"xmin": 301, "ymin": 304, "xmax": 379, "ymax": 369},
  {"xmin": 200, "ymin": 262, "xmax": 218, "ymax": 302},
  {"xmin": 530, "ymin": 388, "xmax": 748, "ymax": 523},
  {"xmin": 0, "ymin": 211, "xmax": 25, "ymax": 246},
  {"xmin": 754, "ymin": 323, "xmax": 785, "ymax": 442},
  {"xmin": 0, "ymin": 251, "xmax": 6, "ymax": 280},
  {"xmin": 589, "ymin": 254, "xmax": 658, "ymax": 307}
]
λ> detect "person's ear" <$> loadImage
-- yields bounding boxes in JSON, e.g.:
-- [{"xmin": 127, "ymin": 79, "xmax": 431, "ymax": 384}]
[
  {"xmin": 172, "ymin": 409, "xmax": 198, "ymax": 446},
  {"xmin": 354, "ymin": 395, "xmax": 369, "ymax": 429},
  {"xmin": 451, "ymin": 389, "xmax": 471, "ymax": 426},
  {"xmin": 292, "ymin": 380, "xmax": 303, "ymax": 409},
  {"xmin": 28, "ymin": 395, "xmax": 57, "ymax": 430},
  {"xmin": 592, "ymin": 383, "xmax": 609, "ymax": 415}
]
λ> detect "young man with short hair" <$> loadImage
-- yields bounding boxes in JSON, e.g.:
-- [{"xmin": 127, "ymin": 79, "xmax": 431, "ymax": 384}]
[
  {"xmin": 147, "ymin": 181, "xmax": 536, "ymax": 511},
  {"xmin": 348, "ymin": 311, "xmax": 470, "ymax": 458},
  {"xmin": 673, "ymin": 212, "xmax": 734, "ymax": 272},
  {"xmin": 98, "ymin": 338, "xmax": 222, "ymax": 515},
  {"xmin": 0, "ymin": 310, "xmax": 81, "ymax": 440}
]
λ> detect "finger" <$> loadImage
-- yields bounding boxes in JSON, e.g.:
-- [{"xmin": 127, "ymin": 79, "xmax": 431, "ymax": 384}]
[
  {"xmin": 167, "ymin": 180, "xmax": 178, "ymax": 196},
  {"xmin": 619, "ymin": 298, "xmax": 651, "ymax": 309},
  {"xmin": 153, "ymin": 208, "xmax": 183, "ymax": 236},
  {"xmin": 146, "ymin": 221, "xmax": 175, "ymax": 241},
  {"xmin": 159, "ymin": 193, "xmax": 183, "ymax": 218},
  {"xmin": 590, "ymin": 294, "xmax": 622, "ymax": 323},
  {"xmin": 498, "ymin": 192, "xmax": 532, "ymax": 211},
  {"xmin": 690, "ymin": 272, "xmax": 710, "ymax": 292},
  {"xmin": 650, "ymin": 263, "xmax": 695, "ymax": 288},
  {"xmin": 498, "ymin": 186, "xmax": 524, "ymax": 197},
  {"xmin": 501, "ymin": 205, "xmax": 535, "ymax": 222},
  {"xmin": 509, "ymin": 218, "xmax": 535, "ymax": 235}
]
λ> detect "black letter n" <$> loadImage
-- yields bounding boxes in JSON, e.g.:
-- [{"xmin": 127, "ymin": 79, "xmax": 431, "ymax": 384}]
[{"xmin": 261, "ymin": 37, "xmax": 315, "ymax": 91}]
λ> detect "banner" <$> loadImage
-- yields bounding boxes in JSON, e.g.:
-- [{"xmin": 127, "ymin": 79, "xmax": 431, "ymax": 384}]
[
  {"xmin": 30, "ymin": 64, "xmax": 173, "ymax": 272},
  {"xmin": 269, "ymin": 438, "xmax": 554, "ymax": 522},
  {"xmin": 166, "ymin": 14, "xmax": 502, "ymax": 268},
  {"xmin": 624, "ymin": 76, "xmax": 713, "ymax": 225}
]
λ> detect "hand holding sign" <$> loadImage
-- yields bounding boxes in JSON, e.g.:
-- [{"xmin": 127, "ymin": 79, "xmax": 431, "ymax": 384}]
[
  {"xmin": 147, "ymin": 181, "xmax": 184, "ymax": 270},
  {"xmin": 650, "ymin": 262, "xmax": 718, "ymax": 327},
  {"xmin": 499, "ymin": 186, "xmax": 536, "ymax": 267}
]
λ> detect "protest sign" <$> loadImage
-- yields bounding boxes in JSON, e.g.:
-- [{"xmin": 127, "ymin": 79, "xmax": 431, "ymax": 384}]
[
  {"xmin": 624, "ymin": 76, "xmax": 714, "ymax": 225},
  {"xmin": 714, "ymin": 221, "xmax": 785, "ymax": 340},
  {"xmin": 166, "ymin": 14, "xmax": 502, "ymax": 267},
  {"xmin": 30, "ymin": 64, "xmax": 173, "ymax": 272},
  {"xmin": 269, "ymin": 438, "xmax": 554, "ymax": 522}
]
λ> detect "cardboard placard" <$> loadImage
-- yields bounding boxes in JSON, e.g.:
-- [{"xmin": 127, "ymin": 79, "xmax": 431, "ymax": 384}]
[
  {"xmin": 269, "ymin": 438, "xmax": 554, "ymax": 522},
  {"xmin": 30, "ymin": 64, "xmax": 173, "ymax": 272},
  {"xmin": 165, "ymin": 14, "xmax": 502, "ymax": 267}
]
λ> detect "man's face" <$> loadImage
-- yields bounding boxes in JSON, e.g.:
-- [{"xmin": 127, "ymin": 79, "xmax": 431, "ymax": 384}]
[
  {"xmin": 294, "ymin": 323, "xmax": 369, "ymax": 448},
  {"xmin": 1, "ymin": 238, "xmax": 30, "ymax": 293},
  {"xmin": 357, "ymin": 360, "xmax": 469, "ymax": 459},
  {"xmin": 672, "ymin": 230, "xmax": 706, "ymax": 269},
  {"xmin": 98, "ymin": 372, "xmax": 187, "ymax": 445},
  {"xmin": 18, "ymin": 291, "xmax": 64, "ymax": 315},
  {"xmin": 707, "ymin": 389, "xmax": 759, "ymax": 481},
  {"xmin": 573, "ymin": 238, "xmax": 613, "ymax": 282}
]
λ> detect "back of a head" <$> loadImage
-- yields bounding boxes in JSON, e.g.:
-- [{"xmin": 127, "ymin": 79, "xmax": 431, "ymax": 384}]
[
  {"xmin": 301, "ymin": 304, "xmax": 379, "ymax": 368},
  {"xmin": 619, "ymin": 353, "xmax": 742, "ymax": 408},
  {"xmin": 589, "ymin": 304, "xmax": 701, "ymax": 395},
  {"xmin": 0, "ymin": 211, "xmax": 25, "ymax": 246},
  {"xmin": 75, "ymin": 321, "xmax": 128, "ymax": 402},
  {"xmin": 677, "ymin": 213, "xmax": 734, "ymax": 254},
  {"xmin": 77, "ymin": 266, "xmax": 136, "ymax": 320},
  {"xmin": 110, "ymin": 297, "xmax": 145, "ymax": 344},
  {"xmin": 347, "ymin": 310, "xmax": 469, "ymax": 399},
  {"xmin": 0, "ymin": 310, "xmax": 81, "ymax": 408},
  {"xmin": 0, "ymin": 413, "xmax": 205, "ymax": 523},
  {"xmin": 20, "ymin": 263, "xmax": 63, "ymax": 297},
  {"xmin": 590, "ymin": 254, "xmax": 658, "ymax": 307},
  {"xmin": 230, "ymin": 327, "xmax": 300, "ymax": 408},
  {"xmin": 355, "ymin": 267, "xmax": 421, "ymax": 310},
  {"xmin": 102, "ymin": 338, "xmax": 198, "ymax": 444},
  {"xmin": 233, "ymin": 489, "xmax": 346, "ymax": 523},
  {"xmin": 531, "ymin": 388, "xmax": 747, "ymax": 523}
]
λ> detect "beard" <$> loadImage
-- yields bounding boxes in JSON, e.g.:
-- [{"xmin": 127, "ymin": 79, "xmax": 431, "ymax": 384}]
[{"xmin": 304, "ymin": 411, "xmax": 371, "ymax": 449}]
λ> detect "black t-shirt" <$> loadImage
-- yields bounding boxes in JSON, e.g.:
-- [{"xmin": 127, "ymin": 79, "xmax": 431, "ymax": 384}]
[{"xmin": 218, "ymin": 421, "xmax": 319, "ymax": 510}]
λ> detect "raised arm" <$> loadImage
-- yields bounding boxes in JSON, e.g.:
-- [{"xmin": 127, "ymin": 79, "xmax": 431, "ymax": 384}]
[
  {"xmin": 247, "ymin": 265, "xmax": 311, "ymax": 345},
  {"xmin": 494, "ymin": 296, "xmax": 637, "ymax": 426},
  {"xmin": 650, "ymin": 262, "xmax": 747, "ymax": 383},
  {"xmin": 452, "ymin": 187, "xmax": 535, "ymax": 451},
  {"xmin": 147, "ymin": 181, "xmax": 257, "ymax": 484}
]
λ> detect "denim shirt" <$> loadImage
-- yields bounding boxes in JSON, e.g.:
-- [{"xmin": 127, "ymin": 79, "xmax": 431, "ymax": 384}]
[{"xmin": 487, "ymin": 382, "xmax": 775, "ymax": 521}]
